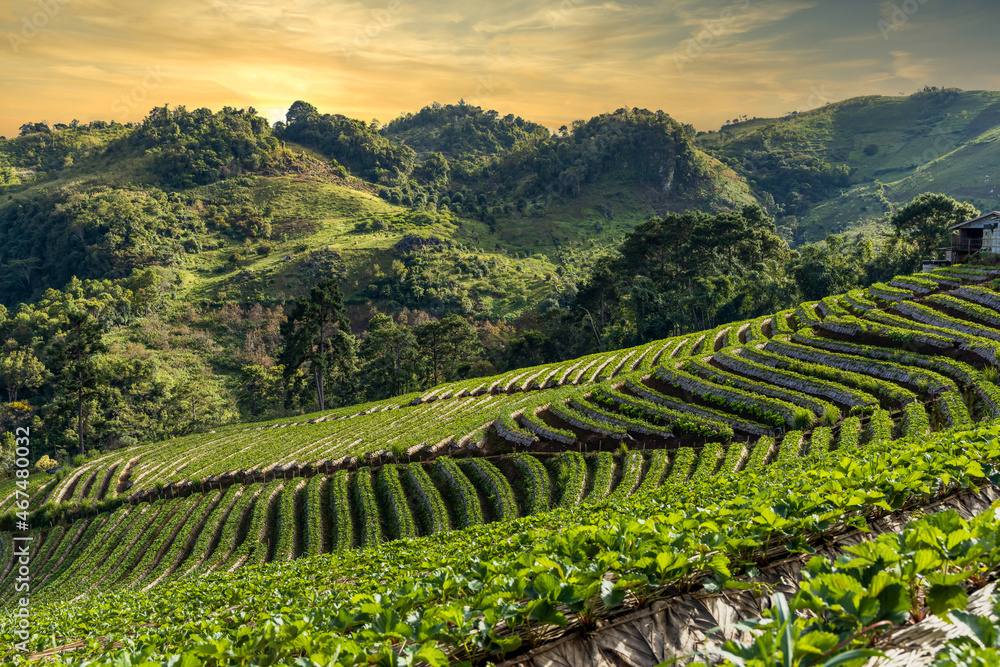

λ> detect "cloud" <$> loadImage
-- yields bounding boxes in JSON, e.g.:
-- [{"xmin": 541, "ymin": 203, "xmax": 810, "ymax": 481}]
[
  {"xmin": 0, "ymin": 0, "xmax": 999, "ymax": 137},
  {"xmin": 888, "ymin": 50, "xmax": 938, "ymax": 84}
]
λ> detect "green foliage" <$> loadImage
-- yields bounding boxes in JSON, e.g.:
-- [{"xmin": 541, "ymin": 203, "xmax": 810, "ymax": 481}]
[
  {"xmin": 0, "ymin": 348, "xmax": 47, "ymax": 402},
  {"xmin": 127, "ymin": 105, "xmax": 281, "ymax": 188},
  {"xmin": 402, "ymin": 463, "xmax": 451, "ymax": 535},
  {"xmin": 33, "ymin": 454, "xmax": 58, "ymax": 471},
  {"xmin": 382, "ymin": 102, "xmax": 550, "ymax": 161},
  {"xmin": 430, "ymin": 458, "xmax": 484, "ymax": 529},
  {"xmin": 717, "ymin": 138, "xmax": 851, "ymax": 217},
  {"xmin": 0, "ymin": 187, "xmax": 199, "ymax": 298},
  {"xmin": 359, "ymin": 313, "xmax": 422, "ymax": 399},
  {"xmin": 351, "ymin": 470, "xmax": 382, "ymax": 547},
  {"xmin": 458, "ymin": 458, "xmax": 518, "ymax": 522},
  {"xmin": 889, "ymin": 192, "xmax": 979, "ymax": 257},
  {"xmin": 933, "ymin": 598, "xmax": 1000, "ymax": 666},
  {"xmin": 278, "ymin": 101, "xmax": 415, "ymax": 183},
  {"xmin": 280, "ymin": 278, "xmax": 357, "ymax": 411},
  {"xmin": 579, "ymin": 206, "xmax": 790, "ymax": 344},
  {"xmin": 375, "ymin": 465, "xmax": 418, "ymax": 540},
  {"xmin": 548, "ymin": 451, "xmax": 587, "ymax": 508},
  {"xmin": 329, "ymin": 470, "xmax": 354, "ymax": 552},
  {"xmin": 5, "ymin": 406, "xmax": 1000, "ymax": 663},
  {"xmin": 414, "ymin": 314, "xmax": 482, "ymax": 386}
]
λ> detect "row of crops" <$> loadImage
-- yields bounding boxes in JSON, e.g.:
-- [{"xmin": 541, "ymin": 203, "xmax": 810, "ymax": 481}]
[
  {"xmin": 0, "ymin": 427, "xmax": 854, "ymax": 603},
  {"xmin": 4, "ymin": 400, "xmax": 1000, "ymax": 664},
  {"xmin": 5, "ymin": 265, "xmax": 1000, "ymax": 522},
  {"xmin": 4, "ymin": 265, "xmax": 1000, "ymax": 662}
]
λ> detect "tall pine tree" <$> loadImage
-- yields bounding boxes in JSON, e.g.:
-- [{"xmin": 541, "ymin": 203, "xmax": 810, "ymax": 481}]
[
  {"xmin": 52, "ymin": 304, "xmax": 107, "ymax": 456},
  {"xmin": 280, "ymin": 278, "xmax": 356, "ymax": 411}
]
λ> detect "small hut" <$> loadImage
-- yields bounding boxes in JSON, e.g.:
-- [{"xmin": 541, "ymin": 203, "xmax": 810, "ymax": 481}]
[{"xmin": 946, "ymin": 211, "xmax": 1000, "ymax": 263}]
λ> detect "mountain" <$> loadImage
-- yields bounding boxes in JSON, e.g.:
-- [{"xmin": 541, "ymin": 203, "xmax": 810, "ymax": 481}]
[
  {"xmin": 0, "ymin": 103, "xmax": 755, "ymax": 312},
  {"xmin": 0, "ymin": 92, "xmax": 998, "ymax": 465},
  {"xmin": 696, "ymin": 87, "xmax": 1000, "ymax": 243}
]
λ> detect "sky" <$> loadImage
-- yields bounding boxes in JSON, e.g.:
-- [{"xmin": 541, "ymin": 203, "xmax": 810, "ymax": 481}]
[{"xmin": 2, "ymin": 0, "xmax": 1000, "ymax": 138}]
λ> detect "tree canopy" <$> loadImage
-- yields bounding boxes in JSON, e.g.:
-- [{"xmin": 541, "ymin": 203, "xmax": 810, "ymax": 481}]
[
  {"xmin": 889, "ymin": 192, "xmax": 979, "ymax": 257},
  {"xmin": 280, "ymin": 278, "xmax": 357, "ymax": 411}
]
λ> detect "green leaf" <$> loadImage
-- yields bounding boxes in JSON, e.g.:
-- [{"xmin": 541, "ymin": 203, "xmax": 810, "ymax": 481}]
[
  {"xmin": 600, "ymin": 580, "xmax": 626, "ymax": 608},
  {"xmin": 795, "ymin": 630, "xmax": 839, "ymax": 655},
  {"xmin": 774, "ymin": 594, "xmax": 793, "ymax": 667},
  {"xmin": 531, "ymin": 572, "xmax": 561, "ymax": 599},
  {"xmin": 927, "ymin": 584, "xmax": 968, "ymax": 617},
  {"xmin": 415, "ymin": 642, "xmax": 448, "ymax": 667},
  {"xmin": 528, "ymin": 600, "xmax": 567, "ymax": 627},
  {"xmin": 820, "ymin": 649, "xmax": 885, "ymax": 666},
  {"xmin": 948, "ymin": 610, "xmax": 998, "ymax": 646}
]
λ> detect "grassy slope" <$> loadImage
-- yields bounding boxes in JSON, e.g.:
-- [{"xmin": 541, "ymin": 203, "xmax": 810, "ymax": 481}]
[{"xmin": 697, "ymin": 89, "xmax": 1000, "ymax": 241}]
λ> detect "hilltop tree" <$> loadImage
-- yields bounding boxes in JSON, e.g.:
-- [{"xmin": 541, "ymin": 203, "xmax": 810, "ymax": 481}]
[
  {"xmin": 286, "ymin": 100, "xmax": 318, "ymax": 125},
  {"xmin": 889, "ymin": 193, "xmax": 978, "ymax": 257},
  {"xmin": 280, "ymin": 278, "xmax": 357, "ymax": 411}
]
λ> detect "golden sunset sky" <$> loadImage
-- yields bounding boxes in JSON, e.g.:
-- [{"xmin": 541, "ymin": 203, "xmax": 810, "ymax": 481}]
[{"xmin": 2, "ymin": 0, "xmax": 1000, "ymax": 138}]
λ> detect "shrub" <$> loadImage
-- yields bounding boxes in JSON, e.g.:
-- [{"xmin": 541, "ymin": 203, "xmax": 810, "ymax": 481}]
[
  {"xmin": 792, "ymin": 409, "xmax": 813, "ymax": 430},
  {"xmin": 35, "ymin": 455, "xmax": 59, "ymax": 471},
  {"xmin": 822, "ymin": 405, "xmax": 840, "ymax": 426}
]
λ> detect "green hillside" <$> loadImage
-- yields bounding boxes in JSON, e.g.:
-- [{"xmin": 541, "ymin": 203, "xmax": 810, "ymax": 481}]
[
  {"xmin": 0, "ymin": 103, "xmax": 756, "ymax": 311},
  {"xmin": 4, "ymin": 95, "xmax": 1000, "ymax": 475},
  {"xmin": 697, "ymin": 88, "xmax": 1000, "ymax": 242},
  {"xmin": 5, "ymin": 263, "xmax": 1000, "ymax": 662}
]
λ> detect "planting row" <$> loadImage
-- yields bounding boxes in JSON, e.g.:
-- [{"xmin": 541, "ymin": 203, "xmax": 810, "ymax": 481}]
[{"xmin": 5, "ymin": 422, "xmax": 875, "ymax": 604}]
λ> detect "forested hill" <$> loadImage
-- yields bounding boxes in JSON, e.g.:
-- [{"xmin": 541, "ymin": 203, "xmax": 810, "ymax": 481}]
[
  {"xmin": 0, "ymin": 91, "xmax": 998, "ymax": 467},
  {"xmin": 0, "ymin": 102, "xmax": 751, "ymax": 307}
]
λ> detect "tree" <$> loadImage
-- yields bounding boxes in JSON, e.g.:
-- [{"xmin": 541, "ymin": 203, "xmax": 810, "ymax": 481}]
[
  {"xmin": 286, "ymin": 100, "xmax": 318, "ymax": 126},
  {"xmin": 239, "ymin": 364, "xmax": 284, "ymax": 416},
  {"xmin": 0, "ymin": 431, "xmax": 14, "ymax": 477},
  {"xmin": 415, "ymin": 314, "xmax": 482, "ymax": 386},
  {"xmin": 50, "ymin": 304, "xmax": 107, "ymax": 456},
  {"xmin": 166, "ymin": 368, "xmax": 224, "ymax": 435},
  {"xmin": 280, "ymin": 278, "xmax": 357, "ymax": 411},
  {"xmin": 360, "ymin": 314, "xmax": 422, "ymax": 399},
  {"xmin": 0, "ymin": 347, "xmax": 48, "ymax": 402},
  {"xmin": 889, "ymin": 193, "xmax": 978, "ymax": 257}
]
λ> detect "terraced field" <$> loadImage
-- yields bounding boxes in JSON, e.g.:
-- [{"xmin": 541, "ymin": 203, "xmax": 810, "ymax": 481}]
[{"xmin": 6, "ymin": 263, "xmax": 1000, "ymax": 665}]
